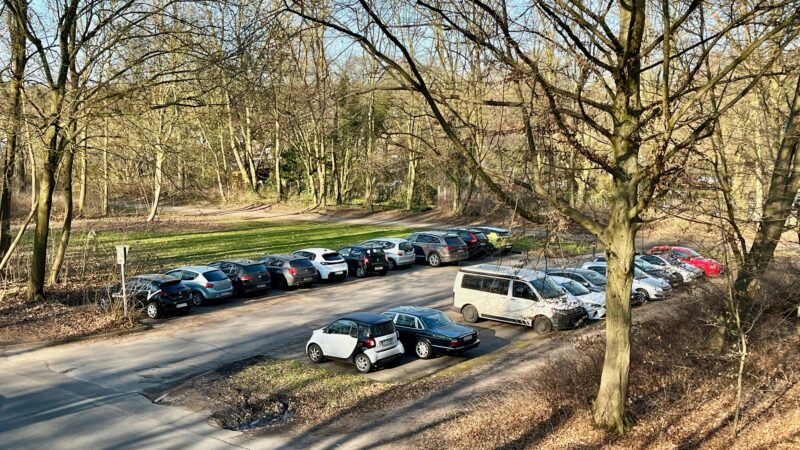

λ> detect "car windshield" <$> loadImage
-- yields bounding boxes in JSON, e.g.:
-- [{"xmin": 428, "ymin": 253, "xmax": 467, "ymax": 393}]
[
  {"xmin": 370, "ymin": 320, "xmax": 396, "ymax": 337},
  {"xmin": 444, "ymin": 236, "xmax": 462, "ymax": 245},
  {"xmin": 560, "ymin": 280, "xmax": 591, "ymax": 296},
  {"xmin": 531, "ymin": 277, "xmax": 565, "ymax": 299},
  {"xmin": 290, "ymin": 258, "xmax": 314, "ymax": 269},
  {"xmin": 581, "ymin": 270, "xmax": 607, "ymax": 286},
  {"xmin": 634, "ymin": 268, "xmax": 648, "ymax": 279},
  {"xmin": 636, "ymin": 259, "xmax": 657, "ymax": 271},
  {"xmin": 322, "ymin": 252, "xmax": 342, "ymax": 261},
  {"xmin": 203, "ymin": 270, "xmax": 228, "ymax": 281},
  {"xmin": 682, "ymin": 248, "xmax": 703, "ymax": 257},
  {"xmin": 243, "ymin": 264, "xmax": 267, "ymax": 274},
  {"xmin": 399, "ymin": 242, "xmax": 414, "ymax": 251},
  {"xmin": 421, "ymin": 311, "xmax": 454, "ymax": 329}
]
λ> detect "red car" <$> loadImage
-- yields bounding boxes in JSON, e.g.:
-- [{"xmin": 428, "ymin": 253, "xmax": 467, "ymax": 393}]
[{"xmin": 648, "ymin": 246, "xmax": 722, "ymax": 277}]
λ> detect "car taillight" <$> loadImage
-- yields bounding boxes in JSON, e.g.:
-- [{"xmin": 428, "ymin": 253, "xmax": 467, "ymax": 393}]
[
  {"xmin": 363, "ymin": 257, "xmax": 369, "ymax": 265},
  {"xmin": 397, "ymin": 251, "xmax": 404, "ymax": 256},
  {"xmin": 468, "ymin": 232, "xmax": 477, "ymax": 243},
  {"xmin": 366, "ymin": 336, "xmax": 376, "ymax": 348},
  {"xmin": 385, "ymin": 255, "xmax": 389, "ymax": 262},
  {"xmin": 205, "ymin": 283, "xmax": 214, "ymax": 288},
  {"xmin": 240, "ymin": 275, "xmax": 253, "ymax": 281},
  {"xmin": 288, "ymin": 268, "xmax": 298, "ymax": 275},
  {"xmin": 450, "ymin": 339, "xmax": 460, "ymax": 347},
  {"xmin": 445, "ymin": 245, "xmax": 455, "ymax": 251}
]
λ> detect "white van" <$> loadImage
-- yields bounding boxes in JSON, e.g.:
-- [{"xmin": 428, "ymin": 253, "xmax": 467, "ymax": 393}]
[{"xmin": 452, "ymin": 264, "xmax": 587, "ymax": 334}]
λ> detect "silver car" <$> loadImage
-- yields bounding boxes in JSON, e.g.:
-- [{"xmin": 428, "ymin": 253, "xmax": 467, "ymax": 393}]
[
  {"xmin": 259, "ymin": 254, "xmax": 317, "ymax": 288},
  {"xmin": 359, "ymin": 238, "xmax": 416, "ymax": 270},
  {"xmin": 164, "ymin": 265, "xmax": 235, "ymax": 306}
]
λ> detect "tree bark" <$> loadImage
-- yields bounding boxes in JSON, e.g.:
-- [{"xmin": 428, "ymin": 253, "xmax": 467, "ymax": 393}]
[
  {"xmin": 29, "ymin": 125, "xmax": 61, "ymax": 301},
  {"xmin": 101, "ymin": 116, "xmax": 109, "ymax": 216},
  {"xmin": 274, "ymin": 119, "xmax": 282, "ymax": 201},
  {"xmin": 146, "ymin": 145, "xmax": 165, "ymax": 222},
  {"xmin": 76, "ymin": 135, "xmax": 87, "ymax": 216},
  {"xmin": 0, "ymin": 0, "xmax": 28, "ymax": 258},
  {"xmin": 49, "ymin": 139, "xmax": 75, "ymax": 285}
]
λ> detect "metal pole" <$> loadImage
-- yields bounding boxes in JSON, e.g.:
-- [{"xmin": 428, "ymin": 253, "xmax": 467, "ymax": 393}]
[{"xmin": 121, "ymin": 262, "xmax": 127, "ymax": 318}]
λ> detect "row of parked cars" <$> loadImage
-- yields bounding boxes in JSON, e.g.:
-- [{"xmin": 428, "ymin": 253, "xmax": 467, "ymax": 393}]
[
  {"xmin": 307, "ymin": 245, "xmax": 723, "ymax": 372},
  {"xmin": 104, "ymin": 226, "xmax": 515, "ymax": 319}
]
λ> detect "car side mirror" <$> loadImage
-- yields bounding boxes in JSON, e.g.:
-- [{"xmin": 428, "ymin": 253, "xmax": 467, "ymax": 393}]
[{"xmin": 322, "ymin": 327, "xmax": 329, "ymax": 334}]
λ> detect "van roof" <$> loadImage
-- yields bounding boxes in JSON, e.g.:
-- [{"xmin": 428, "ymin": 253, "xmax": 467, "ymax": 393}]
[{"xmin": 459, "ymin": 263, "xmax": 546, "ymax": 280}]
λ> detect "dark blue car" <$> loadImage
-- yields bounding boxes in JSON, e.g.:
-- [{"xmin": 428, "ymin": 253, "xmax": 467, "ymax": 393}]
[{"xmin": 381, "ymin": 306, "xmax": 480, "ymax": 359}]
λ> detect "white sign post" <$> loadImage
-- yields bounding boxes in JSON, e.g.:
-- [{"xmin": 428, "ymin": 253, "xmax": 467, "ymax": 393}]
[{"xmin": 116, "ymin": 245, "xmax": 129, "ymax": 318}]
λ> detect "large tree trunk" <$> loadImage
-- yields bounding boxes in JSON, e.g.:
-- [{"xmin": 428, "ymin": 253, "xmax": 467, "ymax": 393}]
[
  {"xmin": 101, "ymin": 117, "xmax": 109, "ymax": 216},
  {"xmin": 225, "ymin": 91, "xmax": 255, "ymax": 192},
  {"xmin": 274, "ymin": 119, "xmax": 282, "ymax": 201},
  {"xmin": 732, "ymin": 75, "xmax": 800, "ymax": 307},
  {"xmin": 49, "ymin": 139, "xmax": 75, "ymax": 285},
  {"xmin": 146, "ymin": 145, "xmax": 165, "ymax": 222},
  {"xmin": 0, "ymin": 2, "xmax": 28, "ymax": 258},
  {"xmin": 76, "ymin": 138, "xmax": 86, "ymax": 216},
  {"xmin": 29, "ymin": 127, "xmax": 60, "ymax": 301},
  {"xmin": 405, "ymin": 156, "xmax": 417, "ymax": 211}
]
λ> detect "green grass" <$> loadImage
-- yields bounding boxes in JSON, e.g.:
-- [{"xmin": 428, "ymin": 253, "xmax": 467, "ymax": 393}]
[
  {"xmin": 38, "ymin": 220, "xmax": 415, "ymax": 276},
  {"xmin": 513, "ymin": 237, "xmax": 597, "ymax": 257}
]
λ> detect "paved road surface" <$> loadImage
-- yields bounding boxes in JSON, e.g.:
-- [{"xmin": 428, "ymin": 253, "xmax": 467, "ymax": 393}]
[{"xmin": 0, "ymin": 257, "xmax": 543, "ymax": 450}]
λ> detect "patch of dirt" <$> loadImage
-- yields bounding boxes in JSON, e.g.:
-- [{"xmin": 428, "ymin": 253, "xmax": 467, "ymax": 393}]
[{"xmin": 0, "ymin": 293, "xmax": 137, "ymax": 347}]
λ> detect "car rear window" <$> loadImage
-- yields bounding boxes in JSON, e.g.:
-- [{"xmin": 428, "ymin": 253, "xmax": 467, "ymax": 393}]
[
  {"xmin": 242, "ymin": 264, "xmax": 267, "ymax": 274},
  {"xmin": 203, "ymin": 270, "xmax": 228, "ymax": 282},
  {"xmin": 366, "ymin": 248, "xmax": 385, "ymax": 256},
  {"xmin": 322, "ymin": 252, "xmax": 341, "ymax": 261},
  {"xmin": 399, "ymin": 242, "xmax": 413, "ymax": 251},
  {"xmin": 371, "ymin": 320, "xmax": 396, "ymax": 337},
  {"xmin": 444, "ymin": 236, "xmax": 462, "ymax": 245},
  {"xmin": 290, "ymin": 258, "xmax": 314, "ymax": 269}
]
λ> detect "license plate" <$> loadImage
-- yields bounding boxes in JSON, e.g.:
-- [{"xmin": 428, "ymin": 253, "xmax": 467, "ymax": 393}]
[
  {"xmin": 335, "ymin": 271, "xmax": 344, "ymax": 275},
  {"xmin": 176, "ymin": 303, "xmax": 188, "ymax": 308},
  {"xmin": 374, "ymin": 266, "xmax": 383, "ymax": 271},
  {"xmin": 257, "ymin": 284, "xmax": 267, "ymax": 288},
  {"xmin": 464, "ymin": 335, "xmax": 473, "ymax": 341},
  {"xmin": 221, "ymin": 292, "xmax": 232, "ymax": 297},
  {"xmin": 381, "ymin": 340, "xmax": 393, "ymax": 347}
]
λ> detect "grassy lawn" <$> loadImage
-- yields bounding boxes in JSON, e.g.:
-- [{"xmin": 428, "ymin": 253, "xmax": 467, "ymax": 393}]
[
  {"xmin": 20, "ymin": 220, "xmax": 415, "ymax": 279},
  {"xmin": 513, "ymin": 236, "xmax": 597, "ymax": 257}
]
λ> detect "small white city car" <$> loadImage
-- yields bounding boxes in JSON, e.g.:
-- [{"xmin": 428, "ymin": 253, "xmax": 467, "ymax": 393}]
[
  {"xmin": 292, "ymin": 248, "xmax": 349, "ymax": 281},
  {"xmin": 549, "ymin": 275, "xmax": 606, "ymax": 320},
  {"xmin": 452, "ymin": 264, "xmax": 587, "ymax": 334},
  {"xmin": 581, "ymin": 261, "xmax": 672, "ymax": 301},
  {"xmin": 306, "ymin": 312, "xmax": 405, "ymax": 373}
]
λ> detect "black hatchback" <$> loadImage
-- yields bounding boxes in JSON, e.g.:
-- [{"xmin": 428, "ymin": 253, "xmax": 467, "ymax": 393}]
[
  {"xmin": 381, "ymin": 306, "xmax": 479, "ymax": 359},
  {"xmin": 338, "ymin": 245, "xmax": 389, "ymax": 278},
  {"xmin": 208, "ymin": 259, "xmax": 271, "ymax": 294},
  {"xmin": 106, "ymin": 274, "xmax": 192, "ymax": 319}
]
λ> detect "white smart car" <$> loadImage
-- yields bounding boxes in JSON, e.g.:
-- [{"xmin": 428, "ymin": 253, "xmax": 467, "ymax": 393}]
[
  {"xmin": 306, "ymin": 312, "xmax": 405, "ymax": 373},
  {"xmin": 549, "ymin": 275, "xmax": 606, "ymax": 320},
  {"xmin": 292, "ymin": 248, "xmax": 349, "ymax": 281}
]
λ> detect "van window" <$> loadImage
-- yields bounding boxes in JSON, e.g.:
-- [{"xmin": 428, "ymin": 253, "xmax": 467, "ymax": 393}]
[
  {"xmin": 512, "ymin": 281, "xmax": 537, "ymax": 300},
  {"xmin": 461, "ymin": 274, "xmax": 483, "ymax": 291},
  {"xmin": 485, "ymin": 278, "xmax": 510, "ymax": 295},
  {"xmin": 531, "ymin": 277, "xmax": 566, "ymax": 299}
]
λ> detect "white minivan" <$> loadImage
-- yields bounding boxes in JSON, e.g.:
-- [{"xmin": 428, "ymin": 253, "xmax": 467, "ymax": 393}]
[{"xmin": 452, "ymin": 264, "xmax": 587, "ymax": 334}]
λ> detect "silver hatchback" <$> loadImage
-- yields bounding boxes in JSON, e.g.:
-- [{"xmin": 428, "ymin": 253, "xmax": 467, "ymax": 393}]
[
  {"xmin": 359, "ymin": 238, "xmax": 416, "ymax": 269},
  {"xmin": 164, "ymin": 265, "xmax": 235, "ymax": 306}
]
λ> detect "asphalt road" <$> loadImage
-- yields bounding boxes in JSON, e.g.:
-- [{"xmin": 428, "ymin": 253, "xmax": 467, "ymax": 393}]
[{"xmin": 0, "ymin": 255, "xmax": 541, "ymax": 450}]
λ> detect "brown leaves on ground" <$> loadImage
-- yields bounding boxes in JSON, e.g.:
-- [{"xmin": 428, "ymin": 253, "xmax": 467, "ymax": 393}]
[{"xmin": 0, "ymin": 292, "xmax": 135, "ymax": 346}]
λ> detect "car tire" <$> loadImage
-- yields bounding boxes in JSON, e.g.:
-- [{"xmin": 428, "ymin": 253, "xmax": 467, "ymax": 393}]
[
  {"xmin": 387, "ymin": 258, "xmax": 397, "ymax": 270},
  {"xmin": 354, "ymin": 353, "xmax": 372, "ymax": 373},
  {"xmin": 462, "ymin": 304, "xmax": 479, "ymax": 323},
  {"xmin": 533, "ymin": 316, "xmax": 553, "ymax": 334},
  {"xmin": 315, "ymin": 270, "xmax": 323, "ymax": 282},
  {"xmin": 99, "ymin": 297, "xmax": 113, "ymax": 311},
  {"xmin": 145, "ymin": 302, "xmax": 160, "ymax": 319},
  {"xmin": 415, "ymin": 340, "xmax": 433, "ymax": 359},
  {"xmin": 378, "ymin": 269, "xmax": 388, "ymax": 276},
  {"xmin": 427, "ymin": 252, "xmax": 442, "ymax": 267},
  {"xmin": 636, "ymin": 288, "xmax": 650, "ymax": 302},
  {"xmin": 190, "ymin": 291, "xmax": 204, "ymax": 307},
  {"xmin": 307, "ymin": 344, "xmax": 325, "ymax": 363},
  {"xmin": 355, "ymin": 266, "xmax": 366, "ymax": 278}
]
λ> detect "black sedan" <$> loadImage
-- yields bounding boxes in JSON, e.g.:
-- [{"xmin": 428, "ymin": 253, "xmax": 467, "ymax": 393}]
[{"xmin": 381, "ymin": 306, "xmax": 479, "ymax": 359}]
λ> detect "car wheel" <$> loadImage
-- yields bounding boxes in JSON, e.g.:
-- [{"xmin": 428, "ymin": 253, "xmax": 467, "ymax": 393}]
[
  {"xmin": 307, "ymin": 344, "xmax": 325, "ymax": 363},
  {"xmin": 533, "ymin": 316, "xmax": 553, "ymax": 334},
  {"xmin": 462, "ymin": 304, "xmax": 479, "ymax": 323},
  {"xmin": 427, "ymin": 252, "xmax": 442, "ymax": 267},
  {"xmin": 415, "ymin": 340, "xmax": 433, "ymax": 359},
  {"xmin": 145, "ymin": 302, "xmax": 160, "ymax": 319},
  {"xmin": 354, "ymin": 353, "xmax": 372, "ymax": 373},
  {"xmin": 387, "ymin": 258, "xmax": 397, "ymax": 270},
  {"xmin": 378, "ymin": 269, "xmax": 388, "ymax": 276},
  {"xmin": 315, "ymin": 270, "xmax": 323, "ymax": 282},
  {"xmin": 355, "ymin": 266, "xmax": 366, "ymax": 278},
  {"xmin": 190, "ymin": 291, "xmax": 204, "ymax": 307},
  {"xmin": 99, "ymin": 297, "xmax": 113, "ymax": 311},
  {"xmin": 636, "ymin": 288, "xmax": 650, "ymax": 302}
]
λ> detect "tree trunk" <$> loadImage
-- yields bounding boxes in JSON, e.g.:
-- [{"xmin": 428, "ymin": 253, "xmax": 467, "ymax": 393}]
[
  {"xmin": 274, "ymin": 120, "xmax": 282, "ymax": 201},
  {"xmin": 593, "ymin": 214, "xmax": 636, "ymax": 433},
  {"xmin": 0, "ymin": 1, "xmax": 28, "ymax": 258},
  {"xmin": 49, "ymin": 139, "xmax": 75, "ymax": 285},
  {"xmin": 405, "ymin": 156, "xmax": 417, "ymax": 211},
  {"xmin": 76, "ymin": 136, "xmax": 87, "ymax": 216},
  {"xmin": 225, "ymin": 91, "xmax": 255, "ymax": 192},
  {"xmin": 147, "ymin": 145, "xmax": 165, "ymax": 222},
  {"xmin": 732, "ymin": 75, "xmax": 800, "ymax": 308},
  {"xmin": 29, "ymin": 127, "xmax": 60, "ymax": 301}
]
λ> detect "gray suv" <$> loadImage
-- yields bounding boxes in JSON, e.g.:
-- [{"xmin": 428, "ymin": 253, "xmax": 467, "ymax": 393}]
[
  {"xmin": 259, "ymin": 254, "xmax": 317, "ymax": 289},
  {"xmin": 405, "ymin": 231, "xmax": 469, "ymax": 267}
]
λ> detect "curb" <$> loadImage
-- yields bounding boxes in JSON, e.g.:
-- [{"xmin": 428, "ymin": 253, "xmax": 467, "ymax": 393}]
[{"xmin": 0, "ymin": 322, "xmax": 152, "ymax": 356}]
